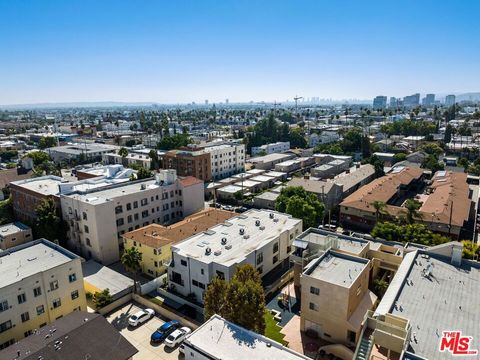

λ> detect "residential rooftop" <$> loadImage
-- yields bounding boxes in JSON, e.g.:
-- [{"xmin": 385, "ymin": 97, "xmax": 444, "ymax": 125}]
[
  {"xmin": 123, "ymin": 208, "xmax": 236, "ymax": 248},
  {"xmin": 172, "ymin": 209, "xmax": 301, "ymax": 266},
  {"xmin": 378, "ymin": 248, "xmax": 480, "ymax": 360},
  {"xmin": 82, "ymin": 259, "xmax": 133, "ymax": 297},
  {"xmin": 0, "ymin": 311, "xmax": 138, "ymax": 360},
  {"xmin": 303, "ymin": 250, "xmax": 369, "ymax": 288},
  {"xmin": 249, "ymin": 152, "xmax": 294, "ymax": 164},
  {"xmin": 296, "ymin": 228, "xmax": 369, "ymax": 256},
  {"xmin": 0, "ymin": 239, "xmax": 79, "ymax": 288},
  {"xmin": 0, "ymin": 221, "xmax": 30, "ymax": 236},
  {"xmin": 10, "ymin": 175, "xmax": 65, "ymax": 196},
  {"xmin": 184, "ymin": 314, "xmax": 309, "ymax": 360},
  {"xmin": 47, "ymin": 143, "xmax": 119, "ymax": 155}
]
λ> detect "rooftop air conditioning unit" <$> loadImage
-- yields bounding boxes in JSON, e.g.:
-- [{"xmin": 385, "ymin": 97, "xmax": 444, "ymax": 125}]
[
  {"xmin": 225, "ymin": 244, "xmax": 232, "ymax": 250},
  {"xmin": 273, "ymin": 218, "xmax": 279, "ymax": 223},
  {"xmin": 214, "ymin": 250, "xmax": 222, "ymax": 256},
  {"xmin": 259, "ymin": 226, "xmax": 265, "ymax": 230}
]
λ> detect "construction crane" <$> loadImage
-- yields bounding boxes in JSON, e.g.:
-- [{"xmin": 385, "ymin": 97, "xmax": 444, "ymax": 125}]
[{"xmin": 272, "ymin": 100, "xmax": 282, "ymax": 116}]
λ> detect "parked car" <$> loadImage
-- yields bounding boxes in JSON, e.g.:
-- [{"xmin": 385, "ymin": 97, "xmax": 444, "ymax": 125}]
[
  {"xmin": 164, "ymin": 326, "xmax": 192, "ymax": 348},
  {"xmin": 150, "ymin": 320, "xmax": 181, "ymax": 343},
  {"xmin": 235, "ymin": 206, "xmax": 248, "ymax": 213},
  {"xmin": 128, "ymin": 308, "xmax": 154, "ymax": 327}
]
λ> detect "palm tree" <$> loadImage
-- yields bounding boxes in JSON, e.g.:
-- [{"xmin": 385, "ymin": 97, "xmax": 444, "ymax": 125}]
[
  {"xmin": 118, "ymin": 147, "xmax": 128, "ymax": 167},
  {"xmin": 404, "ymin": 199, "xmax": 423, "ymax": 224},
  {"xmin": 121, "ymin": 247, "xmax": 142, "ymax": 293},
  {"xmin": 372, "ymin": 201, "xmax": 387, "ymax": 222}
]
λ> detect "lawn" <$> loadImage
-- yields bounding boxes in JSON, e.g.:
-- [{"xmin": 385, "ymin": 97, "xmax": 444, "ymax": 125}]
[{"xmin": 264, "ymin": 311, "xmax": 288, "ymax": 346}]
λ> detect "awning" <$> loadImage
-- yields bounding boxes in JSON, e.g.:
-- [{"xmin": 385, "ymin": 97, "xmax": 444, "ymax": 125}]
[{"xmin": 293, "ymin": 239, "xmax": 309, "ymax": 249}]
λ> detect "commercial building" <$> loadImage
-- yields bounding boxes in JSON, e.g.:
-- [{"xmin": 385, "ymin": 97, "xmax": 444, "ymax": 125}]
[
  {"xmin": 0, "ymin": 222, "xmax": 32, "ymax": 250},
  {"xmin": 248, "ymin": 152, "xmax": 296, "ymax": 170},
  {"xmin": 422, "ymin": 93, "xmax": 435, "ymax": 106},
  {"xmin": 46, "ymin": 143, "xmax": 119, "ymax": 163},
  {"xmin": 61, "ymin": 170, "xmax": 204, "ymax": 265},
  {"xmin": 122, "ymin": 208, "xmax": 235, "ymax": 277},
  {"xmin": 168, "ymin": 209, "xmax": 302, "ymax": 302},
  {"xmin": 0, "ymin": 239, "xmax": 87, "ymax": 350},
  {"xmin": 251, "ymin": 141, "xmax": 290, "ymax": 156},
  {"xmin": 300, "ymin": 250, "xmax": 376, "ymax": 346},
  {"xmin": 0, "ymin": 311, "xmax": 138, "ymax": 359},
  {"xmin": 160, "ymin": 148, "xmax": 212, "ymax": 182},
  {"xmin": 445, "ymin": 94, "xmax": 456, "ymax": 106},
  {"xmin": 373, "ymin": 96, "xmax": 388, "ymax": 109},
  {"xmin": 183, "ymin": 314, "xmax": 309, "ymax": 360},
  {"xmin": 355, "ymin": 242, "xmax": 479, "ymax": 360},
  {"xmin": 403, "ymin": 93, "xmax": 420, "ymax": 108}
]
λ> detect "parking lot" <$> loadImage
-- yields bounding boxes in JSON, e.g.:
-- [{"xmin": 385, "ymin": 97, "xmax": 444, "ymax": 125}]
[{"xmin": 106, "ymin": 302, "xmax": 182, "ymax": 360}]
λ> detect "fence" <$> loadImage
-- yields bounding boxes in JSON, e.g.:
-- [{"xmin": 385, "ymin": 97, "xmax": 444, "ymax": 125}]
[
  {"xmin": 157, "ymin": 287, "xmax": 204, "ymax": 315},
  {"xmin": 97, "ymin": 292, "xmax": 133, "ymax": 315},
  {"xmin": 140, "ymin": 276, "xmax": 165, "ymax": 295}
]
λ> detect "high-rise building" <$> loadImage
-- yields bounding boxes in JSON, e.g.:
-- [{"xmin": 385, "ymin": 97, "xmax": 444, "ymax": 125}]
[
  {"xmin": 403, "ymin": 93, "xmax": 420, "ymax": 107},
  {"xmin": 205, "ymin": 99, "xmax": 209, "ymax": 105},
  {"xmin": 225, "ymin": 98, "xmax": 229, "ymax": 104},
  {"xmin": 445, "ymin": 94, "xmax": 456, "ymax": 106},
  {"xmin": 372, "ymin": 96, "xmax": 387, "ymax": 109},
  {"xmin": 389, "ymin": 97, "xmax": 398, "ymax": 108},
  {"xmin": 422, "ymin": 93, "xmax": 435, "ymax": 107}
]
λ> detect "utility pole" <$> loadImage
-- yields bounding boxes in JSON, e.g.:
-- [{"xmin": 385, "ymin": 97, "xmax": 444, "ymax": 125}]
[
  {"xmin": 272, "ymin": 101, "xmax": 281, "ymax": 117},
  {"xmin": 294, "ymin": 95, "xmax": 303, "ymax": 118}
]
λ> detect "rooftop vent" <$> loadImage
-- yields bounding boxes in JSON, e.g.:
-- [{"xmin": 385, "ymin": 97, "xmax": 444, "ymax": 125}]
[
  {"xmin": 269, "ymin": 213, "xmax": 274, "ymax": 219},
  {"xmin": 221, "ymin": 237, "xmax": 227, "ymax": 245},
  {"xmin": 259, "ymin": 225, "xmax": 265, "ymax": 230},
  {"xmin": 225, "ymin": 244, "xmax": 232, "ymax": 250},
  {"xmin": 214, "ymin": 250, "xmax": 222, "ymax": 256},
  {"xmin": 273, "ymin": 218, "xmax": 279, "ymax": 223},
  {"xmin": 255, "ymin": 220, "xmax": 261, "ymax": 226},
  {"xmin": 239, "ymin": 228, "xmax": 245, "ymax": 235},
  {"xmin": 205, "ymin": 247, "xmax": 212, "ymax": 255},
  {"xmin": 140, "ymin": 184, "xmax": 146, "ymax": 190}
]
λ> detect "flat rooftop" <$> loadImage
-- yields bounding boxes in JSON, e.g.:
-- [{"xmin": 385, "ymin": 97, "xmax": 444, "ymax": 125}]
[
  {"xmin": 0, "ymin": 239, "xmax": 78, "ymax": 288},
  {"xmin": 250, "ymin": 175, "xmax": 274, "ymax": 183},
  {"xmin": 217, "ymin": 184, "xmax": 243, "ymax": 194},
  {"xmin": 49, "ymin": 143, "xmax": 119, "ymax": 154},
  {"xmin": 185, "ymin": 314, "xmax": 308, "ymax": 360},
  {"xmin": 297, "ymin": 228, "xmax": 368, "ymax": 256},
  {"xmin": 82, "ymin": 259, "xmax": 133, "ymax": 296},
  {"xmin": 304, "ymin": 250, "xmax": 369, "ymax": 288},
  {"xmin": 172, "ymin": 209, "xmax": 301, "ymax": 266},
  {"xmin": 246, "ymin": 168, "xmax": 266, "ymax": 175},
  {"xmin": 254, "ymin": 191, "xmax": 279, "ymax": 201},
  {"xmin": 388, "ymin": 252, "xmax": 480, "ymax": 360},
  {"xmin": 249, "ymin": 152, "xmax": 293, "ymax": 163},
  {"xmin": 0, "ymin": 221, "xmax": 30, "ymax": 236},
  {"xmin": 10, "ymin": 175, "xmax": 64, "ymax": 196}
]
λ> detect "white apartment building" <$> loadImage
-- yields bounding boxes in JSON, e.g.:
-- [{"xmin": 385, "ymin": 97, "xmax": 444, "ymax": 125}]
[
  {"xmin": 61, "ymin": 170, "xmax": 204, "ymax": 265},
  {"xmin": 102, "ymin": 152, "xmax": 152, "ymax": 169},
  {"xmin": 251, "ymin": 141, "xmax": 290, "ymax": 156},
  {"xmin": 203, "ymin": 143, "xmax": 245, "ymax": 180},
  {"xmin": 168, "ymin": 209, "xmax": 302, "ymax": 302},
  {"xmin": 0, "ymin": 239, "xmax": 87, "ymax": 350},
  {"xmin": 308, "ymin": 131, "xmax": 340, "ymax": 147},
  {"xmin": 103, "ymin": 120, "xmax": 140, "ymax": 132}
]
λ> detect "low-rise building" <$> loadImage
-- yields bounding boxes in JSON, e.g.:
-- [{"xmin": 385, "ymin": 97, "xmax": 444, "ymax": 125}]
[
  {"xmin": 203, "ymin": 142, "xmax": 245, "ymax": 180},
  {"xmin": 61, "ymin": 170, "xmax": 204, "ymax": 265},
  {"xmin": 160, "ymin": 148, "xmax": 212, "ymax": 182},
  {"xmin": 251, "ymin": 141, "xmax": 290, "ymax": 156},
  {"xmin": 46, "ymin": 143, "xmax": 119, "ymax": 163},
  {"xmin": 0, "ymin": 239, "xmax": 87, "ymax": 350},
  {"xmin": 314, "ymin": 154, "xmax": 352, "ymax": 166},
  {"xmin": 103, "ymin": 152, "xmax": 152, "ymax": 169},
  {"xmin": 75, "ymin": 164, "xmax": 136, "ymax": 181},
  {"xmin": 0, "ymin": 222, "xmax": 32, "ymax": 250},
  {"xmin": 288, "ymin": 177, "xmax": 344, "ymax": 211},
  {"xmin": 308, "ymin": 131, "xmax": 340, "ymax": 147},
  {"xmin": 300, "ymin": 250, "xmax": 376, "ymax": 346},
  {"xmin": 0, "ymin": 311, "xmax": 138, "ymax": 359},
  {"xmin": 168, "ymin": 209, "xmax": 302, "ymax": 302},
  {"xmin": 249, "ymin": 153, "xmax": 296, "ymax": 170},
  {"xmin": 253, "ymin": 191, "xmax": 279, "ymax": 210},
  {"xmin": 183, "ymin": 314, "xmax": 309, "ymax": 360},
  {"xmin": 122, "ymin": 208, "xmax": 236, "ymax": 277}
]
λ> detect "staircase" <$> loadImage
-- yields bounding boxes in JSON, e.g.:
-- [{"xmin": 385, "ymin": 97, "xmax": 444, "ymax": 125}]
[{"xmin": 354, "ymin": 336, "xmax": 373, "ymax": 360}]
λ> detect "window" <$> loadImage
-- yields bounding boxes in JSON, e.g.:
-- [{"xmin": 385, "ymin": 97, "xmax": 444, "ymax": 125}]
[
  {"xmin": 50, "ymin": 280, "xmax": 59, "ymax": 291},
  {"xmin": 71, "ymin": 290, "xmax": 79, "ymax": 300},
  {"xmin": 18, "ymin": 293, "xmax": 26, "ymax": 304},
  {"xmin": 33, "ymin": 287, "xmax": 42, "ymax": 297},
  {"xmin": 309, "ymin": 302, "xmax": 319, "ymax": 311},
  {"xmin": 115, "ymin": 205, "xmax": 123, "ymax": 214},
  {"xmin": 216, "ymin": 271, "xmax": 225, "ymax": 280},
  {"xmin": 310, "ymin": 286, "xmax": 320, "ymax": 295},
  {"xmin": 36, "ymin": 305, "xmax": 45, "ymax": 315},
  {"xmin": 69, "ymin": 273, "xmax": 77, "ymax": 282},
  {"xmin": 347, "ymin": 330, "xmax": 356, "ymax": 343},
  {"xmin": 53, "ymin": 298, "xmax": 61, "ymax": 309},
  {"xmin": 133, "ymin": 201, "xmax": 138, "ymax": 209},
  {"xmin": 273, "ymin": 242, "xmax": 279, "ymax": 254},
  {"xmin": 154, "ymin": 261, "xmax": 158, "ymax": 267},
  {"xmin": 126, "ymin": 203, "xmax": 132, "ymax": 211},
  {"xmin": 21, "ymin": 312, "xmax": 30, "ymax": 322},
  {"xmin": 272, "ymin": 255, "xmax": 278, "ymax": 264},
  {"xmin": 257, "ymin": 266, "xmax": 263, "ymax": 274},
  {"xmin": 181, "ymin": 259, "xmax": 187, "ymax": 266},
  {"xmin": 154, "ymin": 248, "xmax": 161, "ymax": 255},
  {"xmin": 200, "ymin": 269, "xmax": 204, "ymax": 275},
  {"xmin": 0, "ymin": 320, "xmax": 12, "ymax": 333},
  {"xmin": 86, "ymin": 238, "xmax": 91, "ymax": 247},
  {"xmin": 0, "ymin": 301, "xmax": 8, "ymax": 312},
  {"xmin": 142, "ymin": 210, "xmax": 149, "ymax": 218},
  {"xmin": 116, "ymin": 218, "xmax": 124, "ymax": 226},
  {"xmin": 24, "ymin": 330, "xmax": 33, "ymax": 337},
  {"xmin": 82, "ymin": 212, "xmax": 87, "ymax": 220},
  {"xmin": 141, "ymin": 198, "xmax": 148, "ymax": 206},
  {"xmin": 257, "ymin": 252, "xmax": 263, "ymax": 265},
  {"xmin": 134, "ymin": 213, "xmax": 139, "ymax": 221},
  {"xmin": 84, "ymin": 225, "xmax": 89, "ymax": 233},
  {"xmin": 0, "ymin": 339, "xmax": 14, "ymax": 350}
]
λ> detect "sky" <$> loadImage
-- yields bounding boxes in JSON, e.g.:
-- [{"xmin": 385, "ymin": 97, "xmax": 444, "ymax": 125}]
[{"xmin": 1, "ymin": 0, "xmax": 479, "ymax": 105}]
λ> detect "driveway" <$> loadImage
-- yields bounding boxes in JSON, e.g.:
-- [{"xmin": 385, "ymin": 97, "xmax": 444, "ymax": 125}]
[{"xmin": 106, "ymin": 302, "xmax": 182, "ymax": 360}]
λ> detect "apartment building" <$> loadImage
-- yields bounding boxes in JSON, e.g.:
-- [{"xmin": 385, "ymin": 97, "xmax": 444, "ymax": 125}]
[
  {"xmin": 308, "ymin": 131, "xmax": 340, "ymax": 147},
  {"xmin": 46, "ymin": 143, "xmax": 119, "ymax": 163},
  {"xmin": 160, "ymin": 148, "xmax": 212, "ymax": 182},
  {"xmin": 102, "ymin": 152, "xmax": 152, "ymax": 169},
  {"xmin": 168, "ymin": 209, "xmax": 302, "ymax": 302},
  {"xmin": 0, "ymin": 239, "xmax": 87, "ymax": 350},
  {"xmin": 248, "ymin": 152, "xmax": 296, "ymax": 171},
  {"xmin": 204, "ymin": 142, "xmax": 245, "ymax": 180},
  {"xmin": 251, "ymin": 141, "xmax": 290, "ymax": 156},
  {"xmin": 183, "ymin": 314, "xmax": 309, "ymax": 360},
  {"xmin": 61, "ymin": 170, "xmax": 204, "ymax": 265},
  {"xmin": 0, "ymin": 222, "xmax": 32, "ymax": 250},
  {"xmin": 300, "ymin": 250, "xmax": 376, "ymax": 346},
  {"xmin": 122, "ymin": 208, "xmax": 235, "ymax": 277}
]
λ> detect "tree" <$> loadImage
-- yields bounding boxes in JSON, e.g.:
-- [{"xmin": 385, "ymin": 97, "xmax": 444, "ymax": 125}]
[
  {"xmin": 403, "ymin": 199, "xmax": 423, "ymax": 224},
  {"xmin": 26, "ymin": 151, "xmax": 50, "ymax": 166},
  {"xmin": 373, "ymin": 278, "xmax": 389, "ymax": 297},
  {"xmin": 444, "ymin": 124, "xmax": 453, "ymax": 143},
  {"xmin": 0, "ymin": 197, "xmax": 14, "ymax": 225},
  {"xmin": 148, "ymin": 149, "xmax": 159, "ymax": 170},
  {"xmin": 392, "ymin": 153, "xmax": 407, "ymax": 164},
  {"xmin": 421, "ymin": 154, "xmax": 444, "ymax": 172},
  {"xmin": 366, "ymin": 155, "xmax": 385, "ymax": 178},
  {"xmin": 371, "ymin": 222, "xmax": 450, "ymax": 246},
  {"xmin": 203, "ymin": 264, "xmax": 266, "ymax": 334},
  {"xmin": 420, "ymin": 143, "xmax": 443, "ymax": 157},
  {"xmin": 94, "ymin": 289, "xmax": 113, "ymax": 308},
  {"xmin": 0, "ymin": 150, "xmax": 18, "ymax": 162},
  {"xmin": 461, "ymin": 240, "xmax": 479, "ymax": 260},
  {"xmin": 136, "ymin": 167, "xmax": 153, "ymax": 180},
  {"xmin": 121, "ymin": 247, "xmax": 142, "ymax": 293},
  {"xmin": 276, "ymin": 186, "xmax": 324, "ymax": 229},
  {"xmin": 371, "ymin": 201, "xmax": 387, "ymax": 221},
  {"xmin": 118, "ymin": 147, "xmax": 128, "ymax": 166},
  {"xmin": 34, "ymin": 198, "xmax": 68, "ymax": 246},
  {"xmin": 38, "ymin": 136, "xmax": 57, "ymax": 149}
]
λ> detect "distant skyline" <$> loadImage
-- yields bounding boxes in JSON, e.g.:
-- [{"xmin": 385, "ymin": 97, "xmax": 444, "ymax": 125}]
[{"xmin": 1, "ymin": 0, "xmax": 479, "ymax": 105}]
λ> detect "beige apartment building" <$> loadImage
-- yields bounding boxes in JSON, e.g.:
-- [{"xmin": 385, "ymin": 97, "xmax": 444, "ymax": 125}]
[
  {"xmin": 0, "ymin": 222, "xmax": 32, "ymax": 250},
  {"xmin": 0, "ymin": 239, "xmax": 87, "ymax": 350},
  {"xmin": 300, "ymin": 250, "xmax": 377, "ymax": 347}
]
